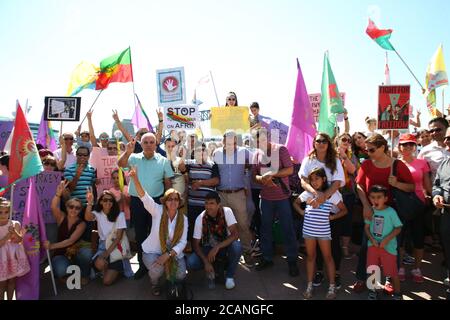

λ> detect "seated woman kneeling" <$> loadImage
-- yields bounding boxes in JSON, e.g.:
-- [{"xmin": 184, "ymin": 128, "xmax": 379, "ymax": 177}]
[{"xmin": 130, "ymin": 166, "xmax": 188, "ymax": 296}]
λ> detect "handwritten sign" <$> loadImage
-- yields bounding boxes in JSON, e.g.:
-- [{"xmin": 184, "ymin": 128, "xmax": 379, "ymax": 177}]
[
  {"xmin": 309, "ymin": 92, "xmax": 346, "ymax": 123},
  {"xmin": 89, "ymin": 148, "xmax": 119, "ymax": 194},
  {"xmin": 210, "ymin": 107, "xmax": 250, "ymax": 136}
]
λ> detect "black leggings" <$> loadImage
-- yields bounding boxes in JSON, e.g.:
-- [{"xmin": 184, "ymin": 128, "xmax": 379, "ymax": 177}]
[
  {"xmin": 317, "ymin": 218, "xmax": 343, "ymax": 272},
  {"xmin": 398, "ymin": 207, "xmax": 425, "ymax": 250}
]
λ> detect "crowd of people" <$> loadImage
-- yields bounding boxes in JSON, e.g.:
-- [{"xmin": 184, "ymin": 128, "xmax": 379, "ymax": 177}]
[{"xmin": 1, "ymin": 91, "xmax": 450, "ymax": 300}]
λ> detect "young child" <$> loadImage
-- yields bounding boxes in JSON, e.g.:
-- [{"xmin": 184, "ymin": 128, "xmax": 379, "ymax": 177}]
[
  {"xmin": 295, "ymin": 168, "xmax": 347, "ymax": 300},
  {"xmin": 75, "ymin": 127, "xmax": 93, "ymax": 152},
  {"xmin": 365, "ymin": 185, "xmax": 403, "ymax": 300},
  {"xmin": 0, "ymin": 198, "xmax": 31, "ymax": 300}
]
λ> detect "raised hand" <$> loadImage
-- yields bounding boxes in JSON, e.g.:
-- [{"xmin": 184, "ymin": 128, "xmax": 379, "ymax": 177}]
[
  {"xmin": 87, "ymin": 111, "xmax": 93, "ymax": 119},
  {"xmin": 112, "ymin": 109, "xmax": 120, "ymax": 122},
  {"xmin": 156, "ymin": 108, "xmax": 163, "ymax": 121},
  {"xmin": 129, "ymin": 166, "xmax": 138, "ymax": 179},
  {"xmin": 56, "ymin": 180, "xmax": 69, "ymax": 196},
  {"xmin": 86, "ymin": 186, "xmax": 94, "ymax": 204},
  {"xmin": 126, "ymin": 138, "xmax": 136, "ymax": 154},
  {"xmin": 164, "ymin": 78, "xmax": 177, "ymax": 91}
]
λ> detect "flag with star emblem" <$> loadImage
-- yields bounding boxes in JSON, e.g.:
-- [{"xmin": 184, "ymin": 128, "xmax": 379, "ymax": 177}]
[{"xmin": 96, "ymin": 47, "xmax": 133, "ymax": 90}]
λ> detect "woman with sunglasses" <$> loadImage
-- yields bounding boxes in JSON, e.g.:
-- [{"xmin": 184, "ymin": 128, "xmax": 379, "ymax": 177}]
[
  {"xmin": 42, "ymin": 155, "xmax": 59, "ymax": 172},
  {"xmin": 44, "ymin": 181, "xmax": 92, "ymax": 286},
  {"xmin": 335, "ymin": 133, "xmax": 358, "ymax": 260},
  {"xmin": 85, "ymin": 189, "xmax": 133, "ymax": 285},
  {"xmin": 130, "ymin": 166, "xmax": 188, "ymax": 296},
  {"xmin": 299, "ymin": 133, "xmax": 345, "ymax": 288},
  {"xmin": 225, "ymin": 92, "xmax": 238, "ymax": 107},
  {"xmin": 352, "ymin": 134, "xmax": 414, "ymax": 294},
  {"xmin": 397, "ymin": 133, "xmax": 431, "ymax": 283}
]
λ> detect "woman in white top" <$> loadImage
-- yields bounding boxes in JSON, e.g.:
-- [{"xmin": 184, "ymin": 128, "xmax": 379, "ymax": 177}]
[
  {"xmin": 130, "ymin": 166, "xmax": 188, "ymax": 296},
  {"xmin": 85, "ymin": 189, "xmax": 131, "ymax": 286}
]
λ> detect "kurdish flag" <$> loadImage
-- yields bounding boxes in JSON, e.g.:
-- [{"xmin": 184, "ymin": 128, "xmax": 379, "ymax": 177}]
[
  {"xmin": 96, "ymin": 47, "xmax": 133, "ymax": 90},
  {"xmin": 366, "ymin": 19, "xmax": 395, "ymax": 51},
  {"xmin": 426, "ymin": 44, "xmax": 448, "ymax": 92},
  {"xmin": 318, "ymin": 52, "xmax": 344, "ymax": 138},
  {"xmin": 67, "ymin": 61, "xmax": 99, "ymax": 96},
  {"xmin": 0, "ymin": 102, "xmax": 44, "ymax": 193}
]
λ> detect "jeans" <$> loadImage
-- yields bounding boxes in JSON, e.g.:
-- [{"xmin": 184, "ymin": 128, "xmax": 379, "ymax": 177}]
[
  {"xmin": 131, "ymin": 195, "xmax": 161, "ymax": 270},
  {"xmin": 51, "ymin": 247, "xmax": 92, "ymax": 279},
  {"xmin": 142, "ymin": 252, "xmax": 186, "ymax": 285},
  {"xmin": 186, "ymin": 240, "xmax": 243, "ymax": 278},
  {"xmin": 250, "ymin": 189, "xmax": 262, "ymax": 238},
  {"xmin": 260, "ymin": 198, "xmax": 298, "ymax": 262}
]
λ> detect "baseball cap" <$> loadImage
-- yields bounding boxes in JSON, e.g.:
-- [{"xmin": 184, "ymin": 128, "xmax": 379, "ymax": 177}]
[{"xmin": 399, "ymin": 133, "xmax": 417, "ymax": 144}]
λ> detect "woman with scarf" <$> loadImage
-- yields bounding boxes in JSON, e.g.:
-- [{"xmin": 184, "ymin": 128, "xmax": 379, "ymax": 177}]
[{"xmin": 130, "ymin": 166, "xmax": 188, "ymax": 296}]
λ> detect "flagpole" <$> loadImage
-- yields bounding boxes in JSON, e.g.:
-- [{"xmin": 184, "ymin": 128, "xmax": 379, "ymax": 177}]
[
  {"xmin": 209, "ymin": 71, "xmax": 220, "ymax": 106},
  {"xmin": 128, "ymin": 46, "xmax": 138, "ymax": 110},
  {"xmin": 46, "ymin": 249, "xmax": 58, "ymax": 296},
  {"xmin": 442, "ymin": 89, "xmax": 445, "ymax": 115},
  {"xmin": 393, "ymin": 49, "xmax": 425, "ymax": 92},
  {"xmin": 79, "ymin": 89, "xmax": 104, "ymax": 126},
  {"xmin": 9, "ymin": 183, "xmax": 15, "ymax": 221}
]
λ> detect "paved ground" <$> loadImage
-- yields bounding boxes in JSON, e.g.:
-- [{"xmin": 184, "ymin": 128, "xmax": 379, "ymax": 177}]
[{"xmin": 40, "ymin": 244, "xmax": 449, "ymax": 300}]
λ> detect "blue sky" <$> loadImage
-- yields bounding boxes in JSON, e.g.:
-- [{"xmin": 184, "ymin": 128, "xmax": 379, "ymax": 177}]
[{"xmin": 0, "ymin": 0, "xmax": 448, "ymax": 136}]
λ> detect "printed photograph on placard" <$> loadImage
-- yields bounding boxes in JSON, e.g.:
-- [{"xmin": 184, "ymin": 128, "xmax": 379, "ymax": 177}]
[
  {"xmin": 44, "ymin": 96, "xmax": 81, "ymax": 121},
  {"xmin": 377, "ymin": 85, "xmax": 410, "ymax": 130}
]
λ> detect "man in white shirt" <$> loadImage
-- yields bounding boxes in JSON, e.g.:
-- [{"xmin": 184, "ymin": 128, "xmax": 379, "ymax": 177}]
[{"xmin": 54, "ymin": 133, "xmax": 77, "ymax": 170}]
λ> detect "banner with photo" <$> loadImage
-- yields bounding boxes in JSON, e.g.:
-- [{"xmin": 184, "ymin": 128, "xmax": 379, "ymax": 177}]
[
  {"xmin": 378, "ymin": 85, "xmax": 410, "ymax": 130},
  {"xmin": 210, "ymin": 107, "xmax": 249, "ymax": 136},
  {"xmin": 309, "ymin": 92, "xmax": 346, "ymax": 123},
  {"xmin": 44, "ymin": 96, "xmax": 81, "ymax": 121},
  {"xmin": 164, "ymin": 104, "xmax": 198, "ymax": 130},
  {"xmin": 156, "ymin": 67, "xmax": 186, "ymax": 106}
]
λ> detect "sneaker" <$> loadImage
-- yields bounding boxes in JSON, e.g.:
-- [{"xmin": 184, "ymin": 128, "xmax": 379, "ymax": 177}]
[
  {"xmin": 398, "ymin": 267, "xmax": 406, "ymax": 282},
  {"xmin": 303, "ymin": 284, "xmax": 313, "ymax": 299},
  {"xmin": 325, "ymin": 286, "xmax": 337, "ymax": 299},
  {"xmin": 242, "ymin": 253, "xmax": 255, "ymax": 268},
  {"xmin": 288, "ymin": 261, "xmax": 299, "ymax": 277},
  {"xmin": 392, "ymin": 292, "xmax": 403, "ymax": 300},
  {"xmin": 444, "ymin": 277, "xmax": 450, "ymax": 287},
  {"xmin": 411, "ymin": 268, "xmax": 424, "ymax": 283},
  {"xmin": 255, "ymin": 258, "xmax": 274, "ymax": 271},
  {"xmin": 335, "ymin": 273, "xmax": 342, "ymax": 290},
  {"xmin": 225, "ymin": 278, "xmax": 235, "ymax": 290},
  {"xmin": 134, "ymin": 267, "xmax": 148, "ymax": 280},
  {"xmin": 384, "ymin": 281, "xmax": 394, "ymax": 295},
  {"xmin": 352, "ymin": 280, "xmax": 366, "ymax": 293},
  {"xmin": 312, "ymin": 271, "xmax": 324, "ymax": 287},
  {"xmin": 403, "ymin": 254, "xmax": 415, "ymax": 265},
  {"xmin": 368, "ymin": 290, "xmax": 378, "ymax": 300}
]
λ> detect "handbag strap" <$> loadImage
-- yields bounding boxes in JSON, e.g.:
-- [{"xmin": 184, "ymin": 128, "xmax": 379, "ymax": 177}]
[{"xmin": 390, "ymin": 159, "xmax": 398, "ymax": 177}]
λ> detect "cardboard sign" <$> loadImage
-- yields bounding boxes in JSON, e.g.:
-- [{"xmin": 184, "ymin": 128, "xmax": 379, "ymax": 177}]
[
  {"xmin": 156, "ymin": 67, "xmax": 186, "ymax": 106},
  {"xmin": 89, "ymin": 147, "xmax": 118, "ymax": 194},
  {"xmin": 164, "ymin": 104, "xmax": 198, "ymax": 130},
  {"xmin": 309, "ymin": 92, "xmax": 346, "ymax": 123},
  {"xmin": 0, "ymin": 120, "xmax": 13, "ymax": 151},
  {"xmin": 210, "ymin": 107, "xmax": 249, "ymax": 136},
  {"xmin": 378, "ymin": 85, "xmax": 410, "ymax": 130},
  {"xmin": 44, "ymin": 96, "xmax": 81, "ymax": 121}
]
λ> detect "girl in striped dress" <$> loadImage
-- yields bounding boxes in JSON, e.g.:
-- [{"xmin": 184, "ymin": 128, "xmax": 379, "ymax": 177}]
[{"xmin": 297, "ymin": 167, "xmax": 347, "ymax": 299}]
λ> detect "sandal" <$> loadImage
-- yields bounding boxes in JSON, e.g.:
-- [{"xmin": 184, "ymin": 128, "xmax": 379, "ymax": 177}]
[{"xmin": 151, "ymin": 285, "xmax": 161, "ymax": 296}]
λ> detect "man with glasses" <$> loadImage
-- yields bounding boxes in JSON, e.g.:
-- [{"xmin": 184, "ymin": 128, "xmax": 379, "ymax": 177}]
[
  {"xmin": 99, "ymin": 132, "xmax": 110, "ymax": 148},
  {"xmin": 118, "ymin": 133, "xmax": 174, "ymax": 279},
  {"xmin": 55, "ymin": 133, "xmax": 77, "ymax": 170}
]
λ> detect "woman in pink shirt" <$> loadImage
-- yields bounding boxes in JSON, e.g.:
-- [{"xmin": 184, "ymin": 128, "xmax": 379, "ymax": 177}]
[{"xmin": 398, "ymin": 133, "xmax": 432, "ymax": 283}]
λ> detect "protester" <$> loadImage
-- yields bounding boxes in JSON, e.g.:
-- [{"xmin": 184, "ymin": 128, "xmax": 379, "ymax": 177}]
[
  {"xmin": 187, "ymin": 191, "xmax": 242, "ymax": 290},
  {"xmin": 118, "ymin": 134, "xmax": 174, "ymax": 280},
  {"xmin": 108, "ymin": 169, "xmax": 131, "ymax": 229},
  {"xmin": 0, "ymin": 155, "xmax": 9, "ymax": 177},
  {"xmin": 364, "ymin": 117, "xmax": 378, "ymax": 138},
  {"xmin": 225, "ymin": 92, "xmax": 238, "ymax": 107},
  {"xmin": 44, "ymin": 181, "xmax": 92, "ymax": 285},
  {"xmin": 351, "ymin": 132, "xmax": 369, "ymax": 165},
  {"xmin": 130, "ymin": 167, "xmax": 187, "ymax": 296},
  {"xmin": 54, "ymin": 133, "xmax": 77, "ymax": 170},
  {"xmin": 99, "ymin": 132, "xmax": 110, "ymax": 149},
  {"xmin": 365, "ymin": 185, "xmax": 403, "ymax": 300},
  {"xmin": 353, "ymin": 134, "xmax": 414, "ymax": 294},
  {"xmin": 42, "ymin": 155, "xmax": 59, "ymax": 171},
  {"xmin": 85, "ymin": 189, "xmax": 133, "ymax": 285},
  {"xmin": 444, "ymin": 127, "xmax": 450, "ymax": 152},
  {"xmin": 249, "ymin": 102, "xmax": 262, "ymax": 131},
  {"xmin": 0, "ymin": 199, "xmax": 30, "ymax": 300},
  {"xmin": 297, "ymin": 168, "xmax": 347, "ymax": 300},
  {"xmin": 253, "ymin": 128, "xmax": 299, "ymax": 276},
  {"xmin": 397, "ymin": 133, "xmax": 431, "ymax": 283}
]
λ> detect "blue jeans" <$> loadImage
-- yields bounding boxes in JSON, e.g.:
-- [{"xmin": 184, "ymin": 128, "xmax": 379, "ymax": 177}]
[
  {"xmin": 186, "ymin": 240, "xmax": 242, "ymax": 278},
  {"xmin": 52, "ymin": 247, "xmax": 92, "ymax": 279},
  {"xmin": 260, "ymin": 198, "xmax": 298, "ymax": 262}
]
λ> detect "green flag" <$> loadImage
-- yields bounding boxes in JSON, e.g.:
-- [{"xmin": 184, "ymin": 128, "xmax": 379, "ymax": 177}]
[{"xmin": 318, "ymin": 52, "xmax": 344, "ymax": 137}]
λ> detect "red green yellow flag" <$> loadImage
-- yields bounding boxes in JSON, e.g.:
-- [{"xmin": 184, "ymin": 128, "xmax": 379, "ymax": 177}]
[{"xmin": 96, "ymin": 47, "xmax": 133, "ymax": 90}]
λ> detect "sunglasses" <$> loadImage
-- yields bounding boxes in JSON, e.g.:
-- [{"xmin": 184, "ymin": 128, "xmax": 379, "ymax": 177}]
[
  {"xmin": 64, "ymin": 137, "xmax": 74, "ymax": 141},
  {"xmin": 341, "ymin": 137, "xmax": 352, "ymax": 143},
  {"xmin": 444, "ymin": 136, "xmax": 450, "ymax": 141},
  {"xmin": 400, "ymin": 142, "xmax": 416, "ymax": 148},
  {"xmin": 315, "ymin": 139, "xmax": 328, "ymax": 144},
  {"xmin": 43, "ymin": 161, "xmax": 56, "ymax": 166},
  {"xmin": 102, "ymin": 198, "xmax": 114, "ymax": 203},
  {"xmin": 107, "ymin": 147, "xmax": 118, "ymax": 151},
  {"xmin": 367, "ymin": 147, "xmax": 379, "ymax": 153},
  {"xmin": 68, "ymin": 205, "xmax": 82, "ymax": 210},
  {"xmin": 77, "ymin": 153, "xmax": 89, "ymax": 157},
  {"xmin": 227, "ymin": 98, "xmax": 236, "ymax": 101},
  {"xmin": 100, "ymin": 137, "xmax": 109, "ymax": 141},
  {"xmin": 166, "ymin": 197, "xmax": 180, "ymax": 202},
  {"xmin": 429, "ymin": 128, "xmax": 443, "ymax": 134}
]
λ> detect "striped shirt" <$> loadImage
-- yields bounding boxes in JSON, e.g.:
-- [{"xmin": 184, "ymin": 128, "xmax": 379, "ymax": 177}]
[
  {"xmin": 300, "ymin": 191, "xmax": 342, "ymax": 238},
  {"xmin": 64, "ymin": 163, "xmax": 97, "ymax": 206},
  {"xmin": 185, "ymin": 160, "xmax": 219, "ymax": 207}
]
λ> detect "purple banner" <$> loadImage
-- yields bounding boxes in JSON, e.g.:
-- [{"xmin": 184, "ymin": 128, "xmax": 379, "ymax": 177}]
[
  {"xmin": 11, "ymin": 171, "xmax": 62, "ymax": 223},
  {"xmin": 0, "ymin": 120, "xmax": 13, "ymax": 151}
]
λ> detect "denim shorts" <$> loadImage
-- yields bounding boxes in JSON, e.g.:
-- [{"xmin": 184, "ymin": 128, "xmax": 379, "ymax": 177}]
[{"xmin": 303, "ymin": 235, "xmax": 332, "ymax": 241}]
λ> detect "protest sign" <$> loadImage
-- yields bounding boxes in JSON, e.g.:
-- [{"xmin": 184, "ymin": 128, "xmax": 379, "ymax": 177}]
[
  {"xmin": 164, "ymin": 104, "xmax": 199, "ymax": 130},
  {"xmin": 378, "ymin": 85, "xmax": 410, "ymax": 130},
  {"xmin": 156, "ymin": 67, "xmax": 186, "ymax": 106},
  {"xmin": 259, "ymin": 115, "xmax": 289, "ymax": 145},
  {"xmin": 210, "ymin": 107, "xmax": 249, "ymax": 136},
  {"xmin": 309, "ymin": 92, "xmax": 346, "ymax": 123},
  {"xmin": 11, "ymin": 171, "xmax": 62, "ymax": 224},
  {"xmin": 0, "ymin": 120, "xmax": 13, "ymax": 151},
  {"xmin": 89, "ymin": 147, "xmax": 118, "ymax": 194},
  {"xmin": 44, "ymin": 96, "xmax": 81, "ymax": 121}
]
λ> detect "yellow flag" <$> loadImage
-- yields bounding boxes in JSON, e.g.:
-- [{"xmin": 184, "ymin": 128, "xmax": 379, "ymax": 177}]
[
  {"xmin": 426, "ymin": 44, "xmax": 448, "ymax": 92},
  {"xmin": 67, "ymin": 61, "xmax": 99, "ymax": 96}
]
